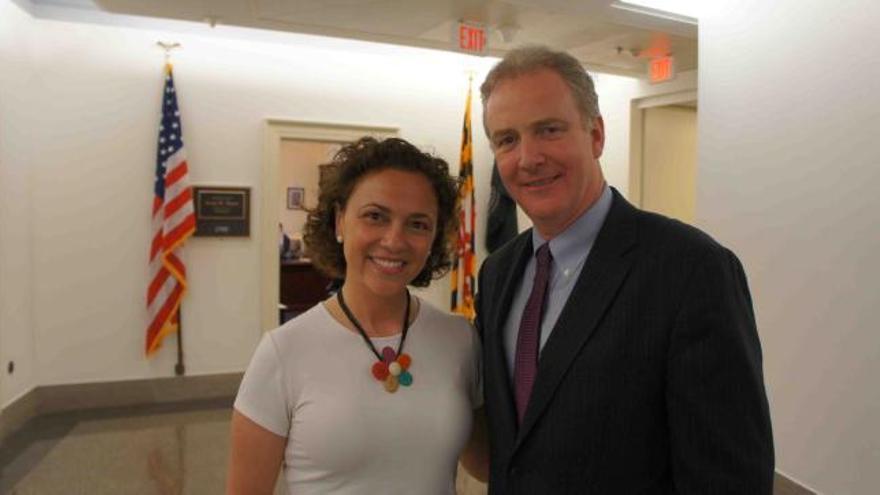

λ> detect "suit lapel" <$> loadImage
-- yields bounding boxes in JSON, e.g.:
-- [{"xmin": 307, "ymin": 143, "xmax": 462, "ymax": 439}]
[
  {"xmin": 515, "ymin": 191, "xmax": 640, "ymax": 450},
  {"xmin": 485, "ymin": 233, "xmax": 533, "ymax": 453}
]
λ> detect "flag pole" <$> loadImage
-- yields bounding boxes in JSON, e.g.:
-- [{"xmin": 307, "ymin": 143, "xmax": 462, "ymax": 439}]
[
  {"xmin": 175, "ymin": 306, "xmax": 185, "ymax": 376},
  {"xmin": 156, "ymin": 40, "xmax": 186, "ymax": 376}
]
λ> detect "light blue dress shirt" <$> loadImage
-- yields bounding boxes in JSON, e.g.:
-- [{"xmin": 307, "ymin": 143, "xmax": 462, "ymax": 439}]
[{"xmin": 504, "ymin": 185, "xmax": 613, "ymax": 378}]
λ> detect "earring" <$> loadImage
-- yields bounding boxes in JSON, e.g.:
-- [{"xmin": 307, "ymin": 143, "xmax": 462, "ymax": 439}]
[{"xmin": 336, "ymin": 235, "xmax": 343, "ymax": 243}]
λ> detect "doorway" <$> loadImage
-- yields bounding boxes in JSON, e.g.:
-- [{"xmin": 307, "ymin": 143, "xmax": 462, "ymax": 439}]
[
  {"xmin": 629, "ymin": 91, "xmax": 698, "ymax": 223},
  {"xmin": 260, "ymin": 120, "xmax": 397, "ymax": 332}
]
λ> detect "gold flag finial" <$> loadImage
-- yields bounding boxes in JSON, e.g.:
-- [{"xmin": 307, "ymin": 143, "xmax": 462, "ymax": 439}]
[{"xmin": 156, "ymin": 41, "xmax": 181, "ymax": 70}]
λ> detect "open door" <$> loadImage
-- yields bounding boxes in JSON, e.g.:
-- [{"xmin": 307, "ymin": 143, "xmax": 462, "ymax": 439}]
[{"xmin": 629, "ymin": 92, "xmax": 697, "ymax": 223}]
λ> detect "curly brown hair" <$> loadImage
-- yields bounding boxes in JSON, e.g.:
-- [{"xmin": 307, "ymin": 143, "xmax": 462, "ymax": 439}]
[{"xmin": 303, "ymin": 137, "xmax": 461, "ymax": 288}]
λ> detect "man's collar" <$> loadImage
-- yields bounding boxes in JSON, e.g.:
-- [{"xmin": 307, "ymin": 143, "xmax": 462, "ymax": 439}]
[{"xmin": 531, "ymin": 184, "xmax": 613, "ymax": 268}]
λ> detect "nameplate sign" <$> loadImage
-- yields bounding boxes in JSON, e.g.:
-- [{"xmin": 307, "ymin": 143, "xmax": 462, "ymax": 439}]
[{"xmin": 193, "ymin": 186, "xmax": 250, "ymax": 237}]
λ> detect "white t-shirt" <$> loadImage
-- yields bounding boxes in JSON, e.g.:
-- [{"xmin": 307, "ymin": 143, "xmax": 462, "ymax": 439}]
[{"xmin": 234, "ymin": 297, "xmax": 482, "ymax": 495}]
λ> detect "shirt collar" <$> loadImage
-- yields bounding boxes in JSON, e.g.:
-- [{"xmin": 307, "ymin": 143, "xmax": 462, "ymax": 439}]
[{"xmin": 531, "ymin": 184, "xmax": 613, "ymax": 270}]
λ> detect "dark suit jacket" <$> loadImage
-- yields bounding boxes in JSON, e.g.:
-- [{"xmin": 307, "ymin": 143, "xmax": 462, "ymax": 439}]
[{"xmin": 475, "ymin": 189, "xmax": 774, "ymax": 494}]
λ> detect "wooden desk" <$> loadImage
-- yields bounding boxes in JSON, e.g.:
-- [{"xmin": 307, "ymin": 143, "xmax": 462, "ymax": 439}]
[{"xmin": 280, "ymin": 260, "xmax": 333, "ymax": 321}]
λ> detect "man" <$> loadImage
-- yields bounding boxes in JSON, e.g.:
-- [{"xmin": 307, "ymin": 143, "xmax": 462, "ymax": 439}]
[{"xmin": 475, "ymin": 46, "xmax": 774, "ymax": 494}]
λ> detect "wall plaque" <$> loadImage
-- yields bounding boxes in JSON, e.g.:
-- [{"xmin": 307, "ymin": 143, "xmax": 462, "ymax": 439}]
[{"xmin": 193, "ymin": 186, "xmax": 250, "ymax": 237}]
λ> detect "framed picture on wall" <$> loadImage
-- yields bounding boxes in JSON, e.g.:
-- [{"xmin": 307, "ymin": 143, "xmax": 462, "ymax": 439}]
[{"xmin": 287, "ymin": 187, "xmax": 304, "ymax": 210}]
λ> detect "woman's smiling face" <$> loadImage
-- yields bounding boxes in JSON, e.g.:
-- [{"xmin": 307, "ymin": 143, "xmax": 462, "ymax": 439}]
[{"xmin": 335, "ymin": 168, "xmax": 438, "ymax": 299}]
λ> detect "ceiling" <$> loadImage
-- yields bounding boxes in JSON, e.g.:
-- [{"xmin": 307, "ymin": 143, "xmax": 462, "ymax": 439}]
[{"xmin": 48, "ymin": 0, "xmax": 698, "ymax": 78}]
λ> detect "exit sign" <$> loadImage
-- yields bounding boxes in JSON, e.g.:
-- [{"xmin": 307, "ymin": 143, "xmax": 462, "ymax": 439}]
[
  {"xmin": 456, "ymin": 21, "xmax": 487, "ymax": 54},
  {"xmin": 648, "ymin": 56, "xmax": 675, "ymax": 83}
]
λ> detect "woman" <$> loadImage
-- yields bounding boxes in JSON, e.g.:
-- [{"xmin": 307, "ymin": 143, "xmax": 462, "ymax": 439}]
[{"xmin": 228, "ymin": 137, "xmax": 487, "ymax": 494}]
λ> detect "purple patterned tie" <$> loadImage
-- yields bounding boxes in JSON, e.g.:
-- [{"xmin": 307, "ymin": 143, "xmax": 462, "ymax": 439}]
[{"xmin": 514, "ymin": 243, "xmax": 553, "ymax": 425}]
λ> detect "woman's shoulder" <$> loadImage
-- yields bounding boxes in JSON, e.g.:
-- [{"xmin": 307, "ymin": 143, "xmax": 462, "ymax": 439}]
[
  {"xmin": 412, "ymin": 297, "xmax": 481, "ymax": 378},
  {"xmin": 414, "ymin": 296, "xmax": 477, "ymax": 347},
  {"xmin": 266, "ymin": 301, "xmax": 335, "ymax": 349},
  {"xmin": 416, "ymin": 296, "xmax": 471, "ymax": 327}
]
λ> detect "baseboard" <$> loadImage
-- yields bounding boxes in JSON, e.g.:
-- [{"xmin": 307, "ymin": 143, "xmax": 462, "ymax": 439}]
[
  {"xmin": 0, "ymin": 387, "xmax": 40, "ymax": 446},
  {"xmin": 774, "ymin": 470, "xmax": 819, "ymax": 495},
  {"xmin": 0, "ymin": 372, "xmax": 242, "ymax": 445}
]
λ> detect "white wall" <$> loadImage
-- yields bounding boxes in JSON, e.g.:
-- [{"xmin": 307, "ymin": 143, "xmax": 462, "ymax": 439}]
[
  {"xmin": 0, "ymin": 0, "xmax": 662, "ymax": 416},
  {"xmin": 595, "ymin": 72, "xmax": 642, "ymax": 198},
  {"xmin": 0, "ymin": 0, "xmax": 37, "ymax": 409},
  {"xmin": 699, "ymin": 2, "xmax": 880, "ymax": 494},
  {"xmin": 20, "ymin": 17, "xmax": 492, "ymax": 385},
  {"xmin": 0, "ymin": 0, "xmax": 642, "ymax": 396}
]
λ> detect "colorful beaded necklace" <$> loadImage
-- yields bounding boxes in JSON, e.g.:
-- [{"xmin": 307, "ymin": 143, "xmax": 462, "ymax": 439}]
[{"xmin": 337, "ymin": 288, "xmax": 413, "ymax": 393}]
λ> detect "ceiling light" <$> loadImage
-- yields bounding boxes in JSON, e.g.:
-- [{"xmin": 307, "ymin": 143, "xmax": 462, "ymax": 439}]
[{"xmin": 615, "ymin": 0, "xmax": 701, "ymax": 20}]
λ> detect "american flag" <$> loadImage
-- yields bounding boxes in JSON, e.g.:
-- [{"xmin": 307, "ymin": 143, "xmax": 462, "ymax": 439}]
[
  {"xmin": 450, "ymin": 82, "xmax": 476, "ymax": 321},
  {"xmin": 146, "ymin": 64, "xmax": 196, "ymax": 356}
]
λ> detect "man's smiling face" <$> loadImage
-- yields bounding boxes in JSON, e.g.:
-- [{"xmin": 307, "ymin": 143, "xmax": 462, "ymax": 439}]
[{"xmin": 485, "ymin": 68, "xmax": 605, "ymax": 239}]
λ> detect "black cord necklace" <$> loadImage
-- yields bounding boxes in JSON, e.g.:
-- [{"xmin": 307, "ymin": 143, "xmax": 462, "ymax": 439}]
[{"xmin": 337, "ymin": 288, "xmax": 414, "ymax": 393}]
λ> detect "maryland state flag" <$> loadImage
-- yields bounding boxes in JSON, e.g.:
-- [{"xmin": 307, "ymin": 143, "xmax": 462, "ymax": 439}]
[{"xmin": 450, "ymin": 82, "xmax": 476, "ymax": 320}]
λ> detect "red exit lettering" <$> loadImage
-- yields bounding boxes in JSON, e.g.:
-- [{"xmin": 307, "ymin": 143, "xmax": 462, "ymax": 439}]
[
  {"xmin": 458, "ymin": 24, "xmax": 486, "ymax": 54},
  {"xmin": 649, "ymin": 56, "xmax": 675, "ymax": 83}
]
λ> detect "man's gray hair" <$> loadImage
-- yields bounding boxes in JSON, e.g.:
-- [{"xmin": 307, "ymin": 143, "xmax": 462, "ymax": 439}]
[{"xmin": 480, "ymin": 45, "xmax": 600, "ymax": 131}]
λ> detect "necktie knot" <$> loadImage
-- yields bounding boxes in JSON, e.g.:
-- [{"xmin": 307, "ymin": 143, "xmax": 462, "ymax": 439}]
[
  {"xmin": 532, "ymin": 243, "xmax": 553, "ymax": 290},
  {"xmin": 535, "ymin": 242, "xmax": 552, "ymax": 272}
]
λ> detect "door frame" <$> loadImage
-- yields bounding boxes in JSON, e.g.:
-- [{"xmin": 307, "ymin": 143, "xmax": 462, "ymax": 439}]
[
  {"xmin": 628, "ymin": 89, "xmax": 697, "ymax": 208},
  {"xmin": 260, "ymin": 119, "xmax": 398, "ymax": 332}
]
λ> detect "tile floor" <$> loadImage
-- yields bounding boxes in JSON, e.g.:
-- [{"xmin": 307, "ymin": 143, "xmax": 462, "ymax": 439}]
[
  {"xmin": 0, "ymin": 400, "xmax": 806, "ymax": 494},
  {"xmin": 0, "ymin": 399, "xmax": 263, "ymax": 494},
  {"xmin": 0, "ymin": 399, "xmax": 486, "ymax": 495}
]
